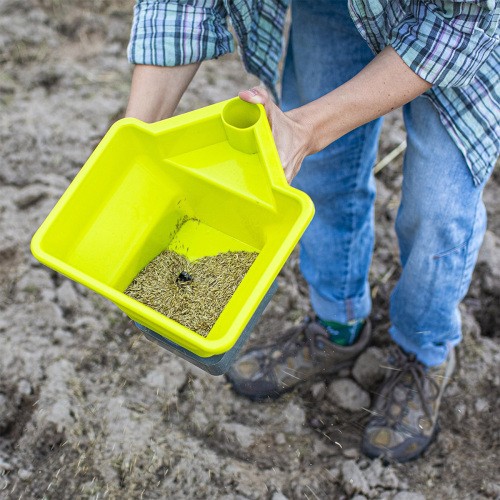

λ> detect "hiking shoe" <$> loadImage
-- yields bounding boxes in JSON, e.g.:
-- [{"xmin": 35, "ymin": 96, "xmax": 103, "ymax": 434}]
[
  {"xmin": 361, "ymin": 345, "xmax": 455, "ymax": 462},
  {"xmin": 226, "ymin": 317, "xmax": 371, "ymax": 400}
]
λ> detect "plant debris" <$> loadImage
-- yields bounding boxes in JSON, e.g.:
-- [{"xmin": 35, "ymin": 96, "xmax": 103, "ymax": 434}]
[{"xmin": 125, "ymin": 250, "xmax": 258, "ymax": 337}]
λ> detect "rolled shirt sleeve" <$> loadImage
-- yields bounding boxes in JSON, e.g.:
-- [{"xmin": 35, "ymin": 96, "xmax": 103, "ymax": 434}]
[
  {"xmin": 128, "ymin": 0, "xmax": 235, "ymax": 67},
  {"xmin": 349, "ymin": 0, "xmax": 499, "ymax": 87},
  {"xmin": 389, "ymin": 0, "xmax": 499, "ymax": 87}
]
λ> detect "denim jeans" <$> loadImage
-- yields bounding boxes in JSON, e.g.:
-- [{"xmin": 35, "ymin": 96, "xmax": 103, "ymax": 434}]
[{"xmin": 282, "ymin": 0, "xmax": 491, "ymax": 366}]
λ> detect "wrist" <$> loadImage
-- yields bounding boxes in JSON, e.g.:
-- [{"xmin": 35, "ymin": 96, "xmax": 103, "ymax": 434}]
[
  {"xmin": 281, "ymin": 47, "xmax": 432, "ymax": 157},
  {"xmin": 286, "ymin": 107, "xmax": 319, "ymax": 157}
]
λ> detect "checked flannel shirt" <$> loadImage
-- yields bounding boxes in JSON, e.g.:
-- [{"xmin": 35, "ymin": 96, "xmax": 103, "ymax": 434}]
[{"xmin": 128, "ymin": 0, "xmax": 499, "ymax": 185}]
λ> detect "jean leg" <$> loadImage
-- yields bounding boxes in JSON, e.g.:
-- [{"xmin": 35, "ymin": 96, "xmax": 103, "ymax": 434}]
[
  {"xmin": 390, "ymin": 96, "xmax": 490, "ymax": 366},
  {"xmin": 282, "ymin": 0, "xmax": 383, "ymax": 323}
]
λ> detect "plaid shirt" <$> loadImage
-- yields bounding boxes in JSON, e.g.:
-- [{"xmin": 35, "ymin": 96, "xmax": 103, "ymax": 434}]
[{"xmin": 128, "ymin": 0, "xmax": 499, "ymax": 184}]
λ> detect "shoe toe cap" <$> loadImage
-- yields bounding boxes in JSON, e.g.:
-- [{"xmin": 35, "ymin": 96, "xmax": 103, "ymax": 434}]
[{"xmin": 361, "ymin": 423, "xmax": 432, "ymax": 462}]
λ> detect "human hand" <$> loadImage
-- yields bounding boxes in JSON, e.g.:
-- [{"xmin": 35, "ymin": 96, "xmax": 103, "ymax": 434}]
[{"xmin": 238, "ymin": 87, "xmax": 313, "ymax": 183}]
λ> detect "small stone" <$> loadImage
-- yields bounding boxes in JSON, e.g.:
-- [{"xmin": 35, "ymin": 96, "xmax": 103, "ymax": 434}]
[
  {"xmin": 357, "ymin": 458, "xmax": 370, "ymax": 469},
  {"xmin": 0, "ymin": 318, "xmax": 8, "ymax": 331},
  {"xmin": 444, "ymin": 382, "xmax": 459, "ymax": 397},
  {"xmin": 219, "ymin": 422, "xmax": 259, "ymax": 449},
  {"xmin": 32, "ymin": 172, "xmax": 69, "ymax": 190},
  {"xmin": 477, "ymin": 231, "xmax": 500, "ymax": 271},
  {"xmin": 310, "ymin": 382, "xmax": 326, "ymax": 400},
  {"xmin": 283, "ymin": 401, "xmax": 306, "ymax": 432},
  {"xmin": 351, "ymin": 496, "xmax": 367, "ymax": 500},
  {"xmin": 352, "ymin": 347, "xmax": 386, "ymax": 389},
  {"xmin": 398, "ymin": 480, "xmax": 410, "ymax": 490},
  {"xmin": 56, "ymin": 280, "xmax": 79, "ymax": 311},
  {"xmin": 364, "ymin": 459, "xmax": 384, "ymax": 488},
  {"xmin": 484, "ymin": 481, "xmax": 500, "ymax": 497},
  {"xmin": 482, "ymin": 273, "xmax": 499, "ymax": 294},
  {"xmin": 378, "ymin": 493, "xmax": 393, "ymax": 500},
  {"xmin": 343, "ymin": 447, "xmax": 360, "ymax": 459},
  {"xmin": 37, "ymin": 359, "xmax": 77, "ymax": 434},
  {"xmin": 475, "ymin": 398, "xmax": 489, "ymax": 413},
  {"xmin": 372, "ymin": 463, "xmax": 398, "ymax": 489},
  {"xmin": 461, "ymin": 310, "xmax": 481, "ymax": 340},
  {"xmin": 328, "ymin": 379, "xmax": 371, "ymax": 411},
  {"xmin": 392, "ymin": 492, "xmax": 426, "ymax": 500},
  {"xmin": 0, "ymin": 239, "xmax": 17, "ymax": 261},
  {"xmin": 17, "ymin": 269, "xmax": 54, "ymax": 296},
  {"xmin": 275, "ymin": 433, "xmax": 286, "ymax": 445},
  {"xmin": 18, "ymin": 468, "xmax": 33, "ymax": 480},
  {"xmin": 477, "ymin": 231, "xmax": 500, "ymax": 294},
  {"xmin": 72, "ymin": 316, "xmax": 106, "ymax": 334},
  {"xmin": 272, "ymin": 492, "xmax": 289, "ymax": 500},
  {"xmin": 143, "ymin": 359, "xmax": 187, "ymax": 398},
  {"xmin": 17, "ymin": 379, "xmax": 32, "ymax": 396},
  {"xmin": 144, "ymin": 369, "xmax": 166, "ymax": 389},
  {"xmin": 0, "ymin": 458, "xmax": 13, "ymax": 472},
  {"xmin": 328, "ymin": 467, "xmax": 341, "ymax": 481},
  {"xmin": 40, "ymin": 287, "xmax": 56, "ymax": 302},
  {"xmin": 0, "ymin": 393, "xmax": 16, "ymax": 434},
  {"xmin": 13, "ymin": 184, "xmax": 48, "ymax": 209},
  {"xmin": 455, "ymin": 403, "xmax": 467, "ymax": 422},
  {"xmin": 53, "ymin": 328, "xmax": 73, "ymax": 344},
  {"xmin": 190, "ymin": 408, "xmax": 209, "ymax": 429},
  {"xmin": 341, "ymin": 460, "xmax": 370, "ymax": 496},
  {"xmin": 375, "ymin": 179, "xmax": 392, "ymax": 206},
  {"xmin": 313, "ymin": 438, "xmax": 334, "ymax": 457}
]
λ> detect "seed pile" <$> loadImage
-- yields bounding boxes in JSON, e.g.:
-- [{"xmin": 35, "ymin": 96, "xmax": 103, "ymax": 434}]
[{"xmin": 125, "ymin": 250, "xmax": 258, "ymax": 337}]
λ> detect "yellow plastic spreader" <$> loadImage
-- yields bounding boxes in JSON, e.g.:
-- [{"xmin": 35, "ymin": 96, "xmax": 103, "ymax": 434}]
[{"xmin": 31, "ymin": 98, "xmax": 315, "ymax": 374}]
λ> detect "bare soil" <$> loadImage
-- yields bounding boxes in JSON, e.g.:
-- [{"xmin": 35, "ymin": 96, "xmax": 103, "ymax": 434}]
[{"xmin": 0, "ymin": 1, "xmax": 499, "ymax": 499}]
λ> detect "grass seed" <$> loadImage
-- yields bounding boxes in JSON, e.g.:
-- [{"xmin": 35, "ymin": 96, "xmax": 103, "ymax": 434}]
[{"xmin": 125, "ymin": 249, "xmax": 258, "ymax": 337}]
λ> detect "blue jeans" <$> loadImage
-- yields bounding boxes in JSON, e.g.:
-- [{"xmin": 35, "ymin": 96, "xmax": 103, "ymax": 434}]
[{"xmin": 282, "ymin": 0, "xmax": 491, "ymax": 366}]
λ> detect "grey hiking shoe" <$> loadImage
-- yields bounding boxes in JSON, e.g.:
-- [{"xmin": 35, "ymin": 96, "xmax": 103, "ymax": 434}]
[
  {"xmin": 226, "ymin": 317, "xmax": 372, "ymax": 400},
  {"xmin": 362, "ymin": 345, "xmax": 455, "ymax": 462}
]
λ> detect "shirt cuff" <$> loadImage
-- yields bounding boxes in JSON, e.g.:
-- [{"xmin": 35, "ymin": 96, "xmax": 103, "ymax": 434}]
[
  {"xmin": 389, "ymin": 1, "xmax": 498, "ymax": 87},
  {"xmin": 127, "ymin": 0, "xmax": 234, "ymax": 67}
]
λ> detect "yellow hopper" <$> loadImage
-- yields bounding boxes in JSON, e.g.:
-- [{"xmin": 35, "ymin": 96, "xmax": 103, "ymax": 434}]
[{"xmin": 31, "ymin": 98, "xmax": 315, "ymax": 374}]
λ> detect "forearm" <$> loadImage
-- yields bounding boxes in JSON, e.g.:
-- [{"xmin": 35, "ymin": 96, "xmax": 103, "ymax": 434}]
[
  {"xmin": 125, "ymin": 63, "xmax": 201, "ymax": 122},
  {"xmin": 292, "ymin": 46, "xmax": 432, "ymax": 155}
]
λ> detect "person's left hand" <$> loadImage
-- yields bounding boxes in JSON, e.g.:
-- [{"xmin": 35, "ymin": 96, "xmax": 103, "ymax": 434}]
[{"xmin": 238, "ymin": 87, "xmax": 313, "ymax": 183}]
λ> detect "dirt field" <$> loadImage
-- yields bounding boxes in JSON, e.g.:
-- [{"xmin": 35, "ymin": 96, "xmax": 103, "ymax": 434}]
[{"xmin": 1, "ymin": 1, "xmax": 499, "ymax": 498}]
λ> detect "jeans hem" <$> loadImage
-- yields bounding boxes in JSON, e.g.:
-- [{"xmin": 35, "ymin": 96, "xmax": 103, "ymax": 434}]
[
  {"xmin": 309, "ymin": 285, "xmax": 371, "ymax": 323},
  {"xmin": 389, "ymin": 324, "xmax": 461, "ymax": 367}
]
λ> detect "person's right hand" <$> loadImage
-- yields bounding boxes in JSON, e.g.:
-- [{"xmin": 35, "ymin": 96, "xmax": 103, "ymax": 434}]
[
  {"xmin": 239, "ymin": 48, "xmax": 433, "ymax": 184},
  {"xmin": 238, "ymin": 87, "xmax": 314, "ymax": 184}
]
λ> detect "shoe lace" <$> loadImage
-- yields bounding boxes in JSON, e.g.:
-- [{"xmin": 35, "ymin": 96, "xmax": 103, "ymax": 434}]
[
  {"xmin": 261, "ymin": 317, "xmax": 319, "ymax": 371},
  {"xmin": 382, "ymin": 347, "xmax": 440, "ymax": 422}
]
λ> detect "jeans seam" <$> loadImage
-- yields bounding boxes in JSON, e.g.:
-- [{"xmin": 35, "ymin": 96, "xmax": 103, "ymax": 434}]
[
  {"xmin": 346, "ymin": 298, "xmax": 354, "ymax": 322},
  {"xmin": 344, "ymin": 124, "xmax": 371, "ymax": 321},
  {"xmin": 457, "ymin": 194, "xmax": 482, "ymax": 300}
]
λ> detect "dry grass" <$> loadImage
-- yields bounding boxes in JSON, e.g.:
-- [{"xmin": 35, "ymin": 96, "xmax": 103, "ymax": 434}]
[{"xmin": 125, "ymin": 250, "xmax": 258, "ymax": 337}]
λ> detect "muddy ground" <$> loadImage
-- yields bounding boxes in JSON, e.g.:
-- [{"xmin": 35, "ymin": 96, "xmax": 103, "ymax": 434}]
[{"xmin": 0, "ymin": 1, "xmax": 499, "ymax": 499}]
